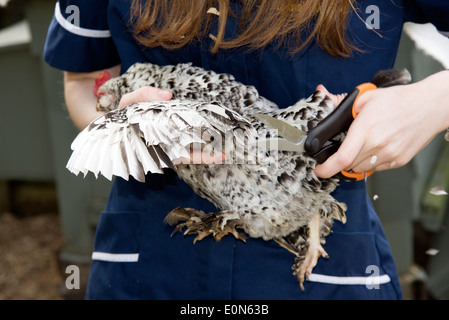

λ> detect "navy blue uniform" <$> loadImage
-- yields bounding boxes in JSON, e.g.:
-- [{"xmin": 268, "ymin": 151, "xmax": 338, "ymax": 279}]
[{"xmin": 44, "ymin": 0, "xmax": 449, "ymax": 299}]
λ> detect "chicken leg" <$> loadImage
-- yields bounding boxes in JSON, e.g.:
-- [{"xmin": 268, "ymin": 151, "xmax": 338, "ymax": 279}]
[{"xmin": 292, "ymin": 211, "xmax": 329, "ymax": 291}]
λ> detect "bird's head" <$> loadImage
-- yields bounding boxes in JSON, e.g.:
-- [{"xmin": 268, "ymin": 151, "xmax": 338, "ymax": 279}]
[{"xmin": 93, "ymin": 70, "xmax": 118, "ymax": 111}]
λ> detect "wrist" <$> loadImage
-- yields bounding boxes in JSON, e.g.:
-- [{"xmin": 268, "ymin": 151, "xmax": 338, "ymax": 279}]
[{"xmin": 414, "ymin": 70, "xmax": 449, "ymax": 134}]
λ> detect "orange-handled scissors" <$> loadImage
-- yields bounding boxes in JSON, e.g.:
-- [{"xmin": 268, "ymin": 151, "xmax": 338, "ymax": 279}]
[
  {"xmin": 254, "ymin": 82, "xmax": 377, "ymax": 182},
  {"xmin": 304, "ymin": 82, "xmax": 377, "ymax": 181}
]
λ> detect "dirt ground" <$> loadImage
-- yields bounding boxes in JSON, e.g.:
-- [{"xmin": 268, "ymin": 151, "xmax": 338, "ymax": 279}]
[
  {"xmin": 0, "ymin": 211, "xmax": 63, "ymax": 300},
  {"xmin": 0, "ymin": 180, "xmax": 65, "ymax": 300}
]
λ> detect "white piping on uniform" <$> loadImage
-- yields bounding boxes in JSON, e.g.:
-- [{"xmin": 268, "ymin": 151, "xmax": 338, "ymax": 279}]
[
  {"xmin": 90, "ymin": 251, "xmax": 392, "ymax": 286},
  {"xmin": 54, "ymin": 2, "xmax": 111, "ymax": 38},
  {"xmin": 308, "ymin": 273, "xmax": 391, "ymax": 286},
  {"xmin": 92, "ymin": 252, "xmax": 139, "ymax": 262}
]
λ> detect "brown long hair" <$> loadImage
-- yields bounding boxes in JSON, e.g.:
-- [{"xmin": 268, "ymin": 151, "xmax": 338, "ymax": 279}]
[{"xmin": 130, "ymin": 0, "xmax": 356, "ymax": 57}]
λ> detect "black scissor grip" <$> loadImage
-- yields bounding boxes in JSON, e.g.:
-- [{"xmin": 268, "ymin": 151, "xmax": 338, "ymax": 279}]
[{"xmin": 304, "ymin": 88, "xmax": 360, "ymax": 157}]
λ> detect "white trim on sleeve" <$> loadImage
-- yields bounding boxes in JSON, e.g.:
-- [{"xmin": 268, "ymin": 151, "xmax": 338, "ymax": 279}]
[
  {"xmin": 54, "ymin": 2, "xmax": 112, "ymax": 38},
  {"xmin": 92, "ymin": 252, "xmax": 139, "ymax": 262}
]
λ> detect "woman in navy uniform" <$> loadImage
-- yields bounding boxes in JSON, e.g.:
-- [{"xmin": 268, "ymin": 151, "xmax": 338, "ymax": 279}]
[{"xmin": 44, "ymin": 0, "xmax": 449, "ymax": 299}]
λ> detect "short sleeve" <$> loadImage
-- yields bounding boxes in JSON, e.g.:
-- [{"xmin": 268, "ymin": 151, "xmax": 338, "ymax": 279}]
[
  {"xmin": 43, "ymin": 0, "xmax": 120, "ymax": 72},
  {"xmin": 405, "ymin": 0, "xmax": 449, "ymax": 33}
]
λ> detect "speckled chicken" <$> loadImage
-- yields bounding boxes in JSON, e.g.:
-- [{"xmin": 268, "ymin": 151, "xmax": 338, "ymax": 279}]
[{"xmin": 68, "ymin": 62, "xmax": 349, "ymax": 290}]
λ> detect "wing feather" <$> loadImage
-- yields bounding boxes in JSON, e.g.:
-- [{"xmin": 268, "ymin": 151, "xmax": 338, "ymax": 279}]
[{"xmin": 66, "ymin": 100, "xmax": 253, "ymax": 182}]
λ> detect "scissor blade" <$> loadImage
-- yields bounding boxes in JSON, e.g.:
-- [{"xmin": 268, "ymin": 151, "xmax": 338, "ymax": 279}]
[
  {"xmin": 254, "ymin": 113, "xmax": 306, "ymax": 143},
  {"xmin": 253, "ymin": 137, "xmax": 307, "ymax": 153}
]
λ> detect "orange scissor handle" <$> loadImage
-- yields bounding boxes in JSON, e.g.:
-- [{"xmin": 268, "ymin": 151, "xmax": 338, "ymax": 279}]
[
  {"xmin": 351, "ymin": 83, "xmax": 378, "ymax": 119},
  {"xmin": 341, "ymin": 82, "xmax": 377, "ymax": 181},
  {"xmin": 339, "ymin": 170, "xmax": 374, "ymax": 181}
]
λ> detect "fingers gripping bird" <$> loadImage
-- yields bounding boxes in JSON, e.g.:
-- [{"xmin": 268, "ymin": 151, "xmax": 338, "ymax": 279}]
[{"xmin": 67, "ymin": 62, "xmax": 402, "ymax": 290}]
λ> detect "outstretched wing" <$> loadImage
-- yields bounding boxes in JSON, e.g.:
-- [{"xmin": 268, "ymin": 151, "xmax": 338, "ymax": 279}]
[{"xmin": 66, "ymin": 100, "xmax": 255, "ymax": 182}]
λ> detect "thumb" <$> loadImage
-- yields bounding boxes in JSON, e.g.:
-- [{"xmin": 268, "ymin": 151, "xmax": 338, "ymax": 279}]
[{"xmin": 118, "ymin": 86, "xmax": 173, "ymax": 109}]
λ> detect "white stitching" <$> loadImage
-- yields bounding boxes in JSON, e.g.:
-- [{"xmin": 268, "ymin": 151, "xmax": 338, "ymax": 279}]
[
  {"xmin": 92, "ymin": 252, "xmax": 139, "ymax": 262},
  {"xmin": 308, "ymin": 273, "xmax": 391, "ymax": 286}
]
